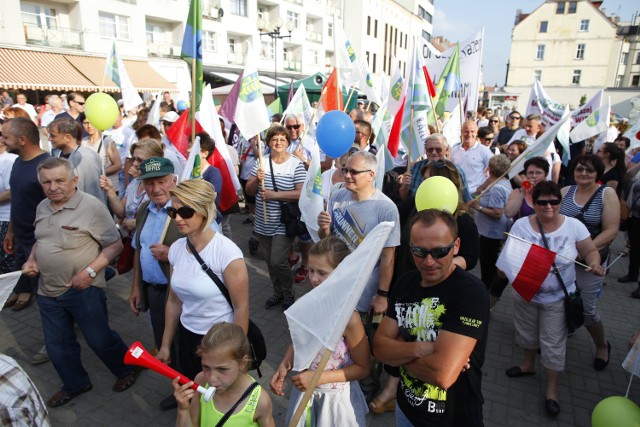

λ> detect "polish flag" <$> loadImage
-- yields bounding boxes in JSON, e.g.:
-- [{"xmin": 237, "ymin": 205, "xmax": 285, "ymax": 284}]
[{"xmin": 496, "ymin": 235, "xmax": 556, "ymax": 302}]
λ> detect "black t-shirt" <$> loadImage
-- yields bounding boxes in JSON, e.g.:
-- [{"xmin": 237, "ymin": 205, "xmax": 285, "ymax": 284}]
[
  {"xmin": 9, "ymin": 152, "xmax": 50, "ymax": 242},
  {"xmin": 497, "ymin": 127, "xmax": 518, "ymax": 146},
  {"xmin": 388, "ymin": 268, "xmax": 489, "ymax": 427}
]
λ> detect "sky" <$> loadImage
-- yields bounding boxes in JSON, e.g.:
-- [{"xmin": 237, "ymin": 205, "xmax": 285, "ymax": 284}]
[{"xmin": 432, "ymin": 0, "xmax": 639, "ymax": 87}]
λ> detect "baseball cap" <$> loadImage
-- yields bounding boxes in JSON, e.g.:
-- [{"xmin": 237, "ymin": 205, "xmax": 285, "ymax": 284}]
[
  {"xmin": 162, "ymin": 111, "xmax": 179, "ymax": 123},
  {"xmin": 138, "ymin": 157, "xmax": 174, "ymax": 180}
]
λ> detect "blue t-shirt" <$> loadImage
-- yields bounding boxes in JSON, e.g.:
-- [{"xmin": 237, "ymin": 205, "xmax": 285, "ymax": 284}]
[{"xmin": 9, "ymin": 152, "xmax": 50, "ymax": 242}]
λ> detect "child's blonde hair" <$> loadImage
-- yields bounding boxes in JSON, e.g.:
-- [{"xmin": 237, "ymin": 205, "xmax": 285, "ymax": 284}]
[
  {"xmin": 198, "ymin": 322, "xmax": 250, "ymax": 369},
  {"xmin": 309, "ymin": 236, "xmax": 351, "ymax": 269}
]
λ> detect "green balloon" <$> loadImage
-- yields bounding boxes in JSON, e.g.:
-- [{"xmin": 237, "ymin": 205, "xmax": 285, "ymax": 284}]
[
  {"xmin": 84, "ymin": 92, "xmax": 119, "ymax": 131},
  {"xmin": 592, "ymin": 396, "xmax": 640, "ymax": 427},
  {"xmin": 415, "ymin": 176, "xmax": 459, "ymax": 214}
]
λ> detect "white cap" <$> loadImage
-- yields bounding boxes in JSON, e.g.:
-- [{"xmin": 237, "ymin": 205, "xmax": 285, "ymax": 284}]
[{"xmin": 162, "ymin": 111, "xmax": 180, "ymax": 123}]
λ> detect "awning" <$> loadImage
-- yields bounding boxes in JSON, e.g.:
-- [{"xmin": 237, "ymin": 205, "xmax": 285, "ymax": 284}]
[
  {"xmin": 209, "ymin": 71, "xmax": 240, "ymax": 83},
  {"xmin": 0, "ymin": 48, "xmax": 97, "ymax": 91},
  {"xmin": 0, "ymin": 47, "xmax": 177, "ymax": 92}
]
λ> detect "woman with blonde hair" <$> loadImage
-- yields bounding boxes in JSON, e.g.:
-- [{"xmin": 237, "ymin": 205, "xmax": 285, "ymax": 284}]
[{"xmin": 156, "ymin": 179, "xmax": 249, "ymax": 380}]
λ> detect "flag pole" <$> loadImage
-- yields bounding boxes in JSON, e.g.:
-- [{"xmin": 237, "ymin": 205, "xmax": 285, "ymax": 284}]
[
  {"xmin": 288, "ymin": 348, "xmax": 333, "ymax": 427},
  {"xmin": 257, "ymin": 139, "xmax": 267, "ymax": 224},
  {"xmin": 504, "ymin": 232, "xmax": 591, "ymax": 269},
  {"xmin": 189, "ymin": 44, "xmax": 197, "ymax": 148},
  {"xmin": 343, "ymin": 85, "xmax": 356, "ymax": 113},
  {"xmin": 406, "ymin": 108, "xmax": 414, "ymax": 171}
]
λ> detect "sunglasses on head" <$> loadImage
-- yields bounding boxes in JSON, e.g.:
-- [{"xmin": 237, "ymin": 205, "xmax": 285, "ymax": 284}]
[
  {"xmin": 534, "ymin": 199, "xmax": 561, "ymax": 206},
  {"xmin": 286, "ymin": 124, "xmax": 301, "ymax": 130},
  {"xmin": 166, "ymin": 206, "xmax": 196, "ymax": 219},
  {"xmin": 410, "ymin": 241, "xmax": 456, "ymax": 259}
]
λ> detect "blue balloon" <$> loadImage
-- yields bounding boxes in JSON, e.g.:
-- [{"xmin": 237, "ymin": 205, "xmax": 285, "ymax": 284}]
[
  {"xmin": 316, "ymin": 111, "xmax": 356, "ymax": 158},
  {"xmin": 177, "ymin": 100, "xmax": 188, "ymax": 111}
]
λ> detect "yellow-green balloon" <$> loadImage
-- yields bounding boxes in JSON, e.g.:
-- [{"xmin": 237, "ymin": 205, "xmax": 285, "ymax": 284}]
[
  {"xmin": 415, "ymin": 176, "xmax": 459, "ymax": 213},
  {"xmin": 84, "ymin": 92, "xmax": 119, "ymax": 131},
  {"xmin": 592, "ymin": 396, "xmax": 640, "ymax": 427}
]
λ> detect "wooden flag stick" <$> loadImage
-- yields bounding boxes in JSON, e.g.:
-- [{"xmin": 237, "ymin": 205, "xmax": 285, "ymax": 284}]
[
  {"xmin": 257, "ymin": 138, "xmax": 267, "ymax": 224},
  {"xmin": 189, "ymin": 58, "xmax": 197, "ymax": 148},
  {"xmin": 504, "ymin": 232, "xmax": 591, "ymax": 269},
  {"xmin": 288, "ymin": 348, "xmax": 332, "ymax": 427},
  {"xmin": 343, "ymin": 85, "xmax": 356, "ymax": 113},
  {"xmin": 406, "ymin": 108, "xmax": 415, "ymax": 168}
]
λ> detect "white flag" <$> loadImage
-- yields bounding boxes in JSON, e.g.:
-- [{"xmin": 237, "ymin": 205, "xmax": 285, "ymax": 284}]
[
  {"xmin": 333, "ymin": 21, "xmax": 358, "ymax": 87},
  {"xmin": 624, "ymin": 117, "xmax": 640, "ymax": 150},
  {"xmin": 180, "ymin": 136, "xmax": 201, "ymax": 182},
  {"xmin": 570, "ymin": 99, "xmax": 610, "ymax": 144},
  {"xmin": 105, "ymin": 39, "xmax": 144, "ymax": 112},
  {"xmin": 233, "ymin": 43, "xmax": 270, "ymax": 140},
  {"xmin": 298, "ymin": 141, "xmax": 324, "ymax": 242},
  {"xmin": 556, "ymin": 105, "xmax": 572, "ymax": 166},
  {"xmin": 285, "ymin": 222, "xmax": 394, "ymax": 371},
  {"xmin": 442, "ymin": 103, "xmax": 462, "ymax": 146},
  {"xmin": 146, "ymin": 93, "xmax": 161, "ymax": 126},
  {"xmin": 0, "ymin": 271, "xmax": 24, "ymax": 310}
]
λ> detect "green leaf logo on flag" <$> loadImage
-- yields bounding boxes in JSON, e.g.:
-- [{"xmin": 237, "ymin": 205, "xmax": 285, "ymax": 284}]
[
  {"xmin": 391, "ymin": 80, "xmax": 403, "ymax": 101},
  {"xmin": 586, "ymin": 111, "xmax": 599, "ymax": 127},
  {"xmin": 366, "ymin": 73, "xmax": 374, "ymax": 88},
  {"xmin": 239, "ymin": 72, "xmax": 262, "ymax": 102},
  {"xmin": 345, "ymin": 41, "xmax": 357, "ymax": 63},
  {"xmin": 191, "ymin": 154, "xmax": 202, "ymax": 179},
  {"xmin": 312, "ymin": 170, "xmax": 323, "ymax": 196}
]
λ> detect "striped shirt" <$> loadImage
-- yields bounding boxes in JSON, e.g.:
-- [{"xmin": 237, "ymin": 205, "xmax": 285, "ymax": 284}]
[
  {"xmin": 560, "ymin": 185, "xmax": 606, "ymax": 237},
  {"xmin": 251, "ymin": 155, "xmax": 306, "ymax": 236}
]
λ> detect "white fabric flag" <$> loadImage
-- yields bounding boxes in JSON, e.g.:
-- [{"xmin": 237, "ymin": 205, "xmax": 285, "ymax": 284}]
[
  {"xmin": 285, "ymin": 222, "xmax": 394, "ymax": 371},
  {"xmin": 180, "ymin": 136, "xmax": 201, "ymax": 182},
  {"xmin": 442, "ymin": 103, "xmax": 462, "ymax": 146},
  {"xmin": 298, "ymin": 141, "xmax": 323, "ymax": 242},
  {"xmin": 197, "ymin": 84, "xmax": 242, "ymax": 191},
  {"xmin": 624, "ymin": 117, "xmax": 640, "ymax": 150},
  {"xmin": 509, "ymin": 114, "xmax": 571, "ymax": 178},
  {"xmin": 527, "ymin": 79, "xmax": 603, "ymax": 128},
  {"xmin": 233, "ymin": 43, "xmax": 271, "ymax": 140},
  {"xmin": 146, "ymin": 93, "xmax": 161, "ymax": 126},
  {"xmin": 556, "ymin": 105, "xmax": 572, "ymax": 166},
  {"xmin": 333, "ymin": 21, "xmax": 359, "ymax": 87},
  {"xmin": 0, "ymin": 271, "xmax": 24, "ymax": 310},
  {"xmin": 571, "ymin": 89, "xmax": 604, "ymax": 127},
  {"xmin": 105, "ymin": 39, "xmax": 144, "ymax": 112},
  {"xmin": 357, "ymin": 58, "xmax": 382, "ymax": 106},
  {"xmin": 570, "ymin": 100, "xmax": 610, "ymax": 144},
  {"xmin": 282, "ymin": 85, "xmax": 313, "ymax": 128}
]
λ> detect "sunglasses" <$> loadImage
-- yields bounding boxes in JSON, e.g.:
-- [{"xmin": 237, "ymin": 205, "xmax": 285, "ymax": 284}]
[
  {"xmin": 341, "ymin": 168, "xmax": 371, "ymax": 176},
  {"xmin": 409, "ymin": 241, "xmax": 456, "ymax": 259},
  {"xmin": 575, "ymin": 166, "xmax": 596, "ymax": 174},
  {"xmin": 74, "ymin": 101, "xmax": 85, "ymax": 105},
  {"xmin": 534, "ymin": 199, "xmax": 561, "ymax": 206},
  {"xmin": 426, "ymin": 147, "xmax": 443, "ymax": 153},
  {"xmin": 483, "ymin": 137, "xmax": 494, "ymax": 141},
  {"xmin": 166, "ymin": 206, "xmax": 196, "ymax": 219},
  {"xmin": 489, "ymin": 120, "xmax": 499, "ymax": 123},
  {"xmin": 286, "ymin": 124, "xmax": 301, "ymax": 130}
]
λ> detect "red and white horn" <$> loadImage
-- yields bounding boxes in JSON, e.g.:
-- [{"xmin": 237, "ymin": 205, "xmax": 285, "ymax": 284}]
[{"xmin": 124, "ymin": 341, "xmax": 215, "ymax": 402}]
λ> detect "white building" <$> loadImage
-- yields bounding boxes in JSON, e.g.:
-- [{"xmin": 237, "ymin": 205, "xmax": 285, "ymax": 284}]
[
  {"xmin": 504, "ymin": 0, "xmax": 638, "ymax": 116},
  {"xmin": 0, "ymin": 0, "xmax": 433, "ymax": 103}
]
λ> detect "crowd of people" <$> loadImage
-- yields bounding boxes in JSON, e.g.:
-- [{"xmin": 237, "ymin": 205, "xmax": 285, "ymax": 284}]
[{"xmin": 1, "ymin": 88, "xmax": 639, "ymax": 426}]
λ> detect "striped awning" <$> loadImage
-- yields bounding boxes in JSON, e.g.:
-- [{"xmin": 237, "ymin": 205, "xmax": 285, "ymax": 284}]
[{"xmin": 0, "ymin": 47, "xmax": 177, "ymax": 92}]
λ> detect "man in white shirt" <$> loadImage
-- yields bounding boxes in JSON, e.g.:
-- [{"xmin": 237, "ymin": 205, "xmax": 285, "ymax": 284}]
[
  {"xmin": 13, "ymin": 93, "xmax": 38, "ymax": 124},
  {"xmin": 40, "ymin": 95, "xmax": 65, "ymax": 129},
  {"xmin": 450, "ymin": 121, "xmax": 493, "ymax": 195},
  {"xmin": 508, "ymin": 114, "xmax": 561, "ymax": 182}
]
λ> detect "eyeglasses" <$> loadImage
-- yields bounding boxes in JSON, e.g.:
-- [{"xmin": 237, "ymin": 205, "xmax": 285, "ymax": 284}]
[
  {"xmin": 341, "ymin": 168, "xmax": 371, "ymax": 176},
  {"xmin": 166, "ymin": 206, "xmax": 196, "ymax": 219},
  {"xmin": 286, "ymin": 124, "xmax": 301, "ymax": 130},
  {"xmin": 510, "ymin": 116, "xmax": 521, "ymax": 120},
  {"xmin": 489, "ymin": 120, "xmax": 499, "ymax": 123},
  {"xmin": 409, "ymin": 241, "xmax": 456, "ymax": 260},
  {"xmin": 534, "ymin": 199, "xmax": 561, "ymax": 206},
  {"xmin": 525, "ymin": 170, "xmax": 545, "ymax": 177},
  {"xmin": 426, "ymin": 147, "xmax": 443, "ymax": 153},
  {"xmin": 74, "ymin": 101, "xmax": 85, "ymax": 105},
  {"xmin": 575, "ymin": 166, "xmax": 596, "ymax": 174},
  {"xmin": 483, "ymin": 137, "xmax": 494, "ymax": 141}
]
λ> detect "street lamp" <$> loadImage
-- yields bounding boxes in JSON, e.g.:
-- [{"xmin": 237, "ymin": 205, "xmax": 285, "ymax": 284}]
[{"xmin": 257, "ymin": 18, "xmax": 295, "ymax": 93}]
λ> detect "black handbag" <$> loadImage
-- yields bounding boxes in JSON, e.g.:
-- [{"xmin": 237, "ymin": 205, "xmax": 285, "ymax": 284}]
[
  {"xmin": 186, "ymin": 239, "xmax": 266, "ymax": 377},
  {"xmin": 268, "ymin": 155, "xmax": 307, "ymax": 237},
  {"xmin": 537, "ymin": 219, "xmax": 584, "ymax": 333}
]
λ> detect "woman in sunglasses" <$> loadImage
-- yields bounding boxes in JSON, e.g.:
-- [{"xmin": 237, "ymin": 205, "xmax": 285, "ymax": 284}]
[
  {"xmin": 505, "ymin": 181, "xmax": 603, "ymax": 416},
  {"xmin": 559, "ymin": 154, "xmax": 619, "ymax": 371},
  {"xmin": 245, "ymin": 125, "xmax": 305, "ymax": 311},
  {"xmin": 156, "ymin": 179, "xmax": 249, "ymax": 381}
]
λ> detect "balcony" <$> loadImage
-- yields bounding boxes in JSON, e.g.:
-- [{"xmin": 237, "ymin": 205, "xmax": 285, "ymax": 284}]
[
  {"xmin": 286, "ymin": 0, "xmax": 303, "ymax": 4},
  {"xmin": 228, "ymin": 52, "xmax": 246, "ymax": 65},
  {"xmin": 283, "ymin": 59, "xmax": 301, "ymax": 71},
  {"xmin": 23, "ymin": 23, "xmax": 83, "ymax": 50},
  {"xmin": 305, "ymin": 31, "xmax": 322, "ymax": 43},
  {"xmin": 147, "ymin": 41, "xmax": 180, "ymax": 58}
]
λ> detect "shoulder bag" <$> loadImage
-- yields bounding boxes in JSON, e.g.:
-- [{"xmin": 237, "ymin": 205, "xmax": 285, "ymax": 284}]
[
  {"xmin": 186, "ymin": 238, "xmax": 266, "ymax": 377},
  {"xmin": 537, "ymin": 218, "xmax": 584, "ymax": 334},
  {"xmin": 268, "ymin": 155, "xmax": 306, "ymax": 237}
]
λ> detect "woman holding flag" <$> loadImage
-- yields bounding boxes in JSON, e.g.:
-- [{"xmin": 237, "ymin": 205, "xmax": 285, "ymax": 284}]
[{"xmin": 499, "ymin": 181, "xmax": 604, "ymax": 416}]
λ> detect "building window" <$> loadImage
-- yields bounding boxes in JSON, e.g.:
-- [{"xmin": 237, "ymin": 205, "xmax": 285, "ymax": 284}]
[
  {"xmin": 556, "ymin": 2, "xmax": 565, "ymax": 14},
  {"xmin": 367, "ymin": 16, "xmax": 371, "ymax": 35},
  {"xmin": 310, "ymin": 49, "xmax": 319, "ymax": 65},
  {"xmin": 372, "ymin": 53, "xmax": 377, "ymax": 73},
  {"xmin": 422, "ymin": 30, "xmax": 430, "ymax": 42},
  {"xmin": 536, "ymin": 44, "xmax": 545, "ymax": 60},
  {"xmin": 576, "ymin": 43, "xmax": 585, "ymax": 59},
  {"xmin": 146, "ymin": 22, "xmax": 166, "ymax": 44},
  {"xmin": 580, "ymin": 19, "xmax": 589, "ymax": 31},
  {"xmin": 632, "ymin": 75, "xmax": 640, "ymax": 87},
  {"xmin": 203, "ymin": 31, "xmax": 216, "ymax": 51},
  {"xmin": 327, "ymin": 22, "xmax": 333, "ymax": 37},
  {"xmin": 568, "ymin": 1, "xmax": 577, "ymax": 13},
  {"xmin": 260, "ymin": 40, "xmax": 274, "ymax": 59},
  {"xmin": 257, "ymin": 7, "xmax": 266, "ymax": 20},
  {"xmin": 636, "ymin": 52, "xmax": 640, "ymax": 64},
  {"xmin": 230, "ymin": 0, "xmax": 247, "ymax": 17},
  {"xmin": 228, "ymin": 38, "xmax": 236, "ymax": 54},
  {"xmin": 374, "ymin": 19, "xmax": 378, "ymax": 38},
  {"xmin": 287, "ymin": 11, "xmax": 299, "ymax": 29},
  {"xmin": 540, "ymin": 21, "xmax": 548, "ymax": 33},
  {"xmin": 621, "ymin": 53, "xmax": 628, "ymax": 65},
  {"xmin": 572, "ymin": 69, "xmax": 581, "ymax": 85},
  {"xmin": 99, "ymin": 12, "xmax": 130, "ymax": 40},
  {"xmin": 21, "ymin": 3, "xmax": 58, "ymax": 29},
  {"xmin": 615, "ymin": 75, "xmax": 623, "ymax": 87},
  {"xmin": 534, "ymin": 70, "xmax": 542, "ymax": 81}
]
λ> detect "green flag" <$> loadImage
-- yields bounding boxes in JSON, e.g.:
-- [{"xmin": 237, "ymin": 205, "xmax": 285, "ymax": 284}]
[
  {"xmin": 181, "ymin": 0, "xmax": 203, "ymax": 113},
  {"xmin": 434, "ymin": 43, "xmax": 461, "ymax": 118}
]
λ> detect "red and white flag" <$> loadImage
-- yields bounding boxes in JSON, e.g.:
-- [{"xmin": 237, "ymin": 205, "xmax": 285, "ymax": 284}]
[{"xmin": 496, "ymin": 235, "xmax": 556, "ymax": 302}]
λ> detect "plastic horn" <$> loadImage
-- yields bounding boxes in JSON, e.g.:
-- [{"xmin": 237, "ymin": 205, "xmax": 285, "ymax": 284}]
[{"xmin": 123, "ymin": 341, "xmax": 215, "ymax": 402}]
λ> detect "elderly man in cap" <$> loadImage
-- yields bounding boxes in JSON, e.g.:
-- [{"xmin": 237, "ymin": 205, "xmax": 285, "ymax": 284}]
[
  {"xmin": 23, "ymin": 157, "xmax": 139, "ymax": 408},
  {"xmin": 129, "ymin": 156, "xmax": 182, "ymax": 410}
]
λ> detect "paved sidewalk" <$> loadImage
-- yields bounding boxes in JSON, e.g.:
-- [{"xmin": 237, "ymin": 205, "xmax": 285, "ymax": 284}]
[{"xmin": 1, "ymin": 213, "xmax": 639, "ymax": 426}]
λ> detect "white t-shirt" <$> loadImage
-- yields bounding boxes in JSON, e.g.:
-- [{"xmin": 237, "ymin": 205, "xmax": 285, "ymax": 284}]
[
  {"xmin": 168, "ymin": 233, "xmax": 243, "ymax": 334},
  {"xmin": 507, "ymin": 129, "xmax": 536, "ymax": 146},
  {"xmin": 450, "ymin": 141, "xmax": 493, "ymax": 194},
  {"xmin": 509, "ymin": 216, "xmax": 590, "ymax": 304},
  {"xmin": 0, "ymin": 152, "xmax": 18, "ymax": 221}
]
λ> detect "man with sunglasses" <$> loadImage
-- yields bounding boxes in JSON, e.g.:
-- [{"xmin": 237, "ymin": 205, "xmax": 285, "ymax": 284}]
[
  {"xmin": 497, "ymin": 111, "xmax": 522, "ymax": 150},
  {"xmin": 130, "ymin": 157, "xmax": 182, "ymax": 409},
  {"xmin": 374, "ymin": 209, "xmax": 489, "ymax": 426},
  {"xmin": 318, "ymin": 151, "xmax": 401, "ymax": 398}
]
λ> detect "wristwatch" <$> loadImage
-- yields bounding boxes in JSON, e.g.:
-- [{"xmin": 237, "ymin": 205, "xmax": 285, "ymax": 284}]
[
  {"xmin": 86, "ymin": 267, "xmax": 97, "ymax": 278},
  {"xmin": 478, "ymin": 206, "xmax": 484, "ymax": 212},
  {"xmin": 376, "ymin": 289, "xmax": 389, "ymax": 298}
]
